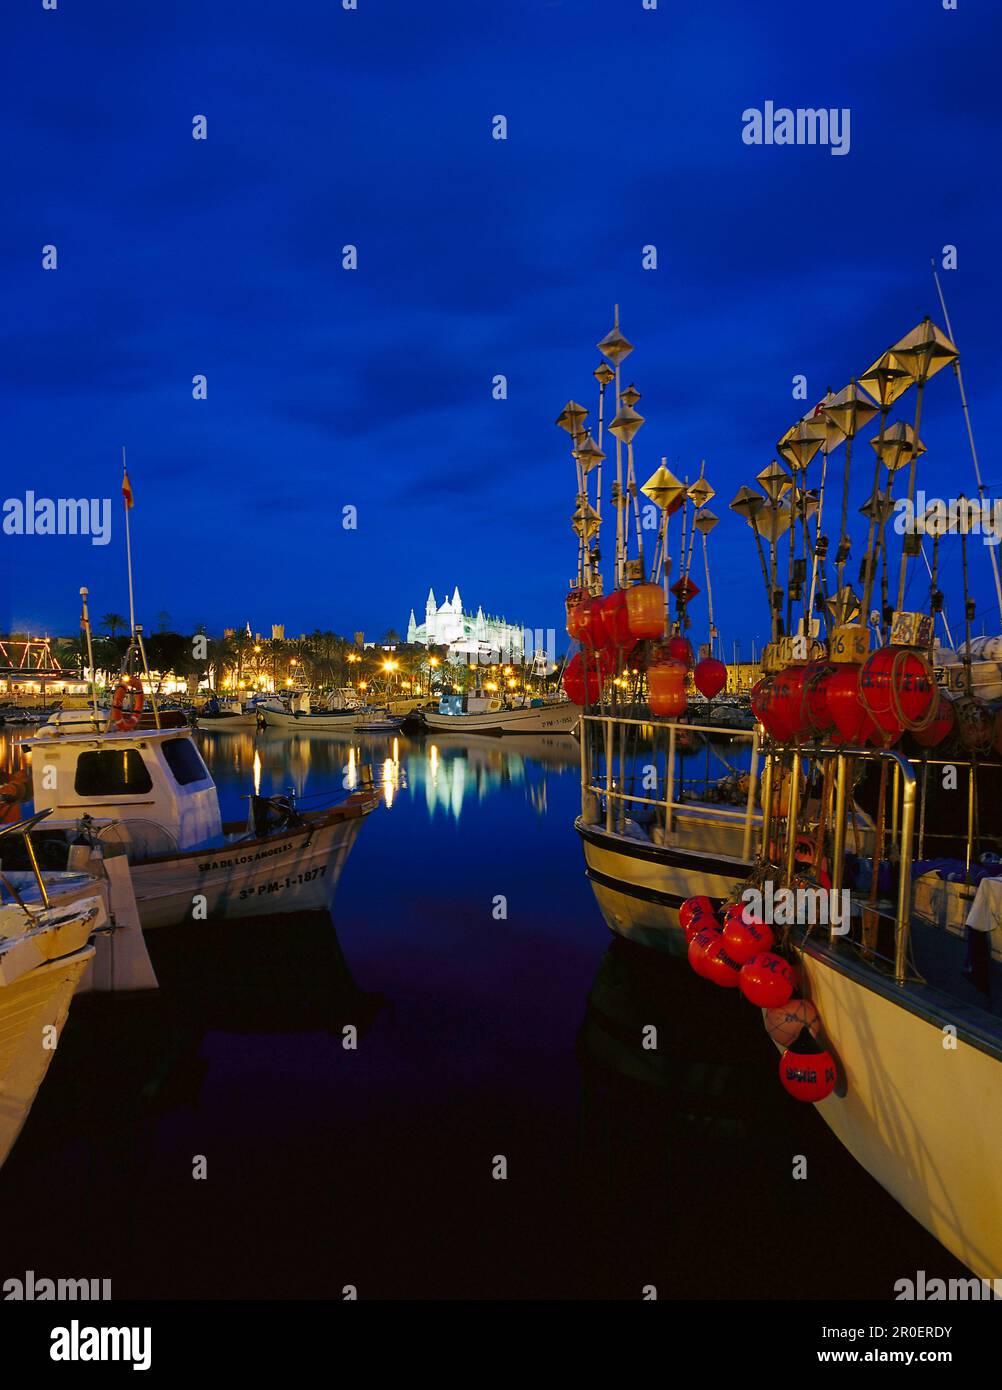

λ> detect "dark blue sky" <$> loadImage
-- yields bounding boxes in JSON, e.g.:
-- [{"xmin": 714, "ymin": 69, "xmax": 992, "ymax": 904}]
[{"xmin": 2, "ymin": 0, "xmax": 1001, "ymax": 655}]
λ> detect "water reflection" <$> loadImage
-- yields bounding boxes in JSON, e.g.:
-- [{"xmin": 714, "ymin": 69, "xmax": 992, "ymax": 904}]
[{"xmin": 195, "ymin": 728, "xmax": 580, "ymax": 824}]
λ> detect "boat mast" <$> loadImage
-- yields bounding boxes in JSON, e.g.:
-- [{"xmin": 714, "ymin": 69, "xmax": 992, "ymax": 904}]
[{"xmin": 931, "ymin": 259, "xmax": 1002, "ymax": 626}]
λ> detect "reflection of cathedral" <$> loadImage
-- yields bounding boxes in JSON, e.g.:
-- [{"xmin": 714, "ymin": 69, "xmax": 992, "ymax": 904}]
[{"xmin": 406, "ymin": 587, "xmax": 524, "ymax": 661}]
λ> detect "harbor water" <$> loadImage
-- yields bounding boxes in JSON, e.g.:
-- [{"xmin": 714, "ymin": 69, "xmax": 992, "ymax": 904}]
[{"xmin": 0, "ymin": 726, "xmax": 967, "ymax": 1300}]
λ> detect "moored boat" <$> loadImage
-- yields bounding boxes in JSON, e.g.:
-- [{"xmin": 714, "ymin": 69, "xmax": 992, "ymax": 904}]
[
  {"xmin": 15, "ymin": 723, "xmax": 378, "ymax": 930},
  {"xmin": 556, "ymin": 300, "xmax": 1002, "ymax": 1281}
]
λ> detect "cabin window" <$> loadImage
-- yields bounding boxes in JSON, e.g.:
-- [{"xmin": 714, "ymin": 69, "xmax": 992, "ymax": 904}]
[
  {"xmin": 161, "ymin": 737, "xmax": 210, "ymax": 787},
  {"xmin": 74, "ymin": 749, "xmax": 153, "ymax": 797}
]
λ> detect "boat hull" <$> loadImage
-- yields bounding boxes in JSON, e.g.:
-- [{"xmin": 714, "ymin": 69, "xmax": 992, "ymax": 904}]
[
  {"xmin": 129, "ymin": 803, "xmax": 372, "ymax": 929},
  {"xmin": 796, "ymin": 943, "xmax": 1002, "ymax": 1283},
  {"xmin": 576, "ymin": 817, "xmax": 752, "ymax": 953},
  {"xmin": 423, "ymin": 704, "xmax": 581, "ymax": 735},
  {"xmin": 576, "ymin": 816, "xmax": 1002, "ymax": 1279},
  {"xmin": 196, "ymin": 714, "xmax": 257, "ymax": 731},
  {"xmin": 260, "ymin": 708, "xmax": 357, "ymax": 732},
  {"xmin": 0, "ymin": 944, "xmax": 95, "ymax": 1168}
]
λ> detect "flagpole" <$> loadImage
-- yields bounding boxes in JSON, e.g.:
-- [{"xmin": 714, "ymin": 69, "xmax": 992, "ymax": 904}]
[{"xmin": 122, "ymin": 445, "xmax": 136, "ymax": 639}]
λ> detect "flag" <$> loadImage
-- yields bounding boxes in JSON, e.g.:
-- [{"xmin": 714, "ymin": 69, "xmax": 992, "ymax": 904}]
[{"xmin": 122, "ymin": 469, "xmax": 134, "ymax": 510}]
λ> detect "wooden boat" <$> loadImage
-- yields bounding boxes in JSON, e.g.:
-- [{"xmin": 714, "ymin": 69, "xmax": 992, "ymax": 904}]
[{"xmin": 18, "ymin": 725, "xmax": 378, "ymax": 929}]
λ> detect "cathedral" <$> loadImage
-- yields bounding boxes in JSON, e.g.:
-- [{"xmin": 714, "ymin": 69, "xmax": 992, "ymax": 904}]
[{"xmin": 406, "ymin": 587, "xmax": 524, "ymax": 662}]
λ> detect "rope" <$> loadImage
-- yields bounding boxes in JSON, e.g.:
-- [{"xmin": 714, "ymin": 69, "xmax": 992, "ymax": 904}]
[{"xmin": 856, "ymin": 648, "xmax": 938, "ymax": 740}]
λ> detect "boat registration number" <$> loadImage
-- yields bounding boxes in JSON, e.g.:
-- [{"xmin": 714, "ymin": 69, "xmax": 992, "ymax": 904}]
[{"xmin": 237, "ymin": 866, "xmax": 326, "ymax": 901}]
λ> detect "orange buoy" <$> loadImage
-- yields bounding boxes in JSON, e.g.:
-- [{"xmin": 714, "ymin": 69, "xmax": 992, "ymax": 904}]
[
  {"xmin": 739, "ymin": 951, "xmax": 796, "ymax": 1008},
  {"xmin": 764, "ymin": 998, "xmax": 822, "ymax": 1048},
  {"xmin": 625, "ymin": 583, "xmax": 666, "ymax": 641},
  {"xmin": 111, "ymin": 675, "xmax": 144, "ymax": 732},
  {"xmin": 565, "ymin": 588, "xmax": 588, "ymax": 640},
  {"xmin": 648, "ymin": 660, "xmax": 687, "ymax": 718}
]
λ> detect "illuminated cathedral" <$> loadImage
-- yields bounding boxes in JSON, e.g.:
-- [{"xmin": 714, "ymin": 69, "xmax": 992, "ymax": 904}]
[{"xmin": 406, "ymin": 587, "xmax": 523, "ymax": 662}]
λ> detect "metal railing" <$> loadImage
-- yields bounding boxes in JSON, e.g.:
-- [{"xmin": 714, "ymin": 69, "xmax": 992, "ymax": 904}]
[{"xmin": 579, "ymin": 713, "xmax": 761, "ymax": 862}]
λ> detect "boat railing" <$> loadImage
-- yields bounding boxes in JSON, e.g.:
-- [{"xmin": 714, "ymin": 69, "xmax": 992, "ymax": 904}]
[
  {"xmin": 0, "ymin": 808, "xmax": 54, "ymax": 913},
  {"xmin": 758, "ymin": 743, "xmax": 921, "ymax": 983},
  {"xmin": 579, "ymin": 711, "xmax": 762, "ymax": 862}
]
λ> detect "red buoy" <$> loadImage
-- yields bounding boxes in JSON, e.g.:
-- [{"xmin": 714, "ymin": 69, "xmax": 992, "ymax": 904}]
[
  {"xmin": 825, "ymin": 664, "xmax": 877, "ymax": 746},
  {"xmin": 764, "ymin": 998, "xmax": 822, "ymax": 1048},
  {"xmin": 562, "ymin": 652, "xmax": 602, "ymax": 705},
  {"xmin": 694, "ymin": 656, "xmax": 727, "ymax": 699},
  {"xmin": 914, "ymin": 689, "xmax": 954, "ymax": 749},
  {"xmin": 679, "ymin": 896, "xmax": 718, "ymax": 933},
  {"xmin": 778, "ymin": 1027, "xmax": 837, "ymax": 1103},
  {"xmin": 687, "ymin": 926, "xmax": 722, "ymax": 978},
  {"xmin": 576, "ymin": 595, "xmax": 605, "ymax": 651},
  {"xmin": 859, "ymin": 647, "xmax": 935, "ymax": 744},
  {"xmin": 667, "ymin": 634, "xmax": 694, "ymax": 667},
  {"xmin": 601, "ymin": 591, "xmax": 633, "ymax": 652},
  {"xmin": 767, "ymin": 665, "xmax": 810, "ymax": 742},
  {"xmin": 723, "ymin": 912, "xmax": 775, "ymax": 964},
  {"xmin": 702, "ymin": 938, "xmax": 743, "ymax": 988},
  {"xmin": 803, "ymin": 663, "xmax": 836, "ymax": 739},
  {"xmin": 739, "ymin": 951, "xmax": 796, "ymax": 1008}
]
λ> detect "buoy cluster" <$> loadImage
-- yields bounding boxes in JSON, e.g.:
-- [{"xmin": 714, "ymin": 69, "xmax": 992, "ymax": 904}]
[
  {"xmin": 563, "ymin": 584, "xmax": 727, "ymax": 716},
  {"xmin": 750, "ymin": 642, "xmax": 946, "ymax": 749},
  {"xmin": 679, "ymin": 895, "xmax": 838, "ymax": 1104}
]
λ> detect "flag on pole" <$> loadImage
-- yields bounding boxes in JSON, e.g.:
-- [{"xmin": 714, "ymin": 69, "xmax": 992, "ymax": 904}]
[{"xmin": 122, "ymin": 469, "xmax": 134, "ymax": 510}]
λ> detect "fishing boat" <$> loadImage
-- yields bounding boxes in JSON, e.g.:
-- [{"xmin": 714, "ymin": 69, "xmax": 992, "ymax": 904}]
[
  {"xmin": 421, "ymin": 692, "xmax": 581, "ymax": 735},
  {"xmin": 259, "ymin": 691, "xmax": 358, "ymax": 732},
  {"xmin": 12, "ymin": 719, "xmax": 378, "ymax": 930},
  {"xmin": 195, "ymin": 695, "xmax": 269, "ymax": 731},
  {"xmin": 354, "ymin": 710, "xmax": 404, "ymax": 733},
  {"xmin": 557, "ymin": 300, "xmax": 1002, "ymax": 1280}
]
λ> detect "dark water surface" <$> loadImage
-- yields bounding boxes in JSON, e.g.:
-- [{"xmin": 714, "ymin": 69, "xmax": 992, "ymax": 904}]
[{"xmin": 1, "ymin": 727, "xmax": 965, "ymax": 1300}]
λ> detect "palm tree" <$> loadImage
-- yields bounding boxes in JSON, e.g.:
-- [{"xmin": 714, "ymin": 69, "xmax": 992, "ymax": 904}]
[{"xmin": 101, "ymin": 612, "xmax": 128, "ymax": 638}]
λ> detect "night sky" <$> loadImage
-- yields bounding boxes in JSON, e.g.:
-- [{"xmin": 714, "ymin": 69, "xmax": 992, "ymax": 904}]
[{"xmin": 2, "ymin": 0, "xmax": 1001, "ymax": 656}]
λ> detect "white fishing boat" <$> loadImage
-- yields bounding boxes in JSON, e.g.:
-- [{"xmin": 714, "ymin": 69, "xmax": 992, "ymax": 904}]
[
  {"xmin": 19, "ymin": 724, "xmax": 378, "ymax": 930},
  {"xmin": 259, "ymin": 691, "xmax": 358, "ymax": 732},
  {"xmin": 195, "ymin": 696, "xmax": 262, "ymax": 731},
  {"xmin": 421, "ymin": 693, "xmax": 581, "ymax": 735}
]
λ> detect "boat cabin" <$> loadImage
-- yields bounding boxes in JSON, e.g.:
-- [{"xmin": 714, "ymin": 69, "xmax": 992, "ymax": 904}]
[
  {"xmin": 26, "ymin": 728, "xmax": 221, "ymax": 853},
  {"xmin": 438, "ymin": 693, "xmax": 503, "ymax": 716}
]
